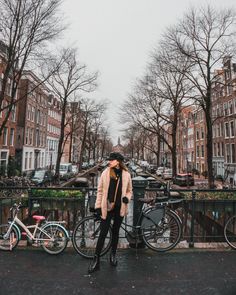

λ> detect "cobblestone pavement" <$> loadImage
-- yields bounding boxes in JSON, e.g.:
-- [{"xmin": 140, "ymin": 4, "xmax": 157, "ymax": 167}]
[{"xmin": 0, "ymin": 248, "xmax": 236, "ymax": 295}]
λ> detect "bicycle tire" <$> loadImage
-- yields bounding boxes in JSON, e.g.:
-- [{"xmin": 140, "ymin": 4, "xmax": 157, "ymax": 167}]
[
  {"xmin": 39, "ymin": 223, "xmax": 68, "ymax": 255},
  {"xmin": 142, "ymin": 209, "xmax": 182, "ymax": 252},
  {"xmin": 0, "ymin": 224, "xmax": 20, "ymax": 251},
  {"xmin": 72, "ymin": 215, "xmax": 112, "ymax": 259},
  {"xmin": 224, "ymin": 215, "xmax": 236, "ymax": 249}
]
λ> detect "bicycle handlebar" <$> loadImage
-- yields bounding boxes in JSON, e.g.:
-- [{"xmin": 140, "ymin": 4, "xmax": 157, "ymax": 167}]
[{"xmin": 10, "ymin": 202, "xmax": 23, "ymax": 212}]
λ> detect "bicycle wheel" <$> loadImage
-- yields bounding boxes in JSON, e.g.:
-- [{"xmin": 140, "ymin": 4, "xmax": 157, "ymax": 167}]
[
  {"xmin": 39, "ymin": 223, "xmax": 68, "ymax": 255},
  {"xmin": 142, "ymin": 209, "xmax": 182, "ymax": 252},
  {"xmin": 72, "ymin": 215, "xmax": 112, "ymax": 259},
  {"xmin": 224, "ymin": 215, "xmax": 236, "ymax": 249},
  {"xmin": 0, "ymin": 224, "xmax": 20, "ymax": 251}
]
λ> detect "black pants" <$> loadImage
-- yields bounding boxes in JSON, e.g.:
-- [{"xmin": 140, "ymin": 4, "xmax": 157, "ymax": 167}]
[{"xmin": 95, "ymin": 207, "xmax": 123, "ymax": 256}]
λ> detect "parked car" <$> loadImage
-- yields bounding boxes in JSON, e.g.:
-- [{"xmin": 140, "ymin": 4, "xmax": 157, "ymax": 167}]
[
  {"xmin": 31, "ymin": 170, "xmax": 53, "ymax": 186},
  {"xmin": 59, "ymin": 163, "xmax": 73, "ymax": 180},
  {"xmin": 156, "ymin": 167, "xmax": 165, "ymax": 176},
  {"xmin": 147, "ymin": 165, "xmax": 157, "ymax": 174},
  {"xmin": 72, "ymin": 165, "xmax": 79, "ymax": 175},
  {"xmin": 173, "ymin": 173, "xmax": 194, "ymax": 186},
  {"xmin": 162, "ymin": 169, "xmax": 173, "ymax": 180},
  {"xmin": 81, "ymin": 162, "xmax": 89, "ymax": 170},
  {"xmin": 88, "ymin": 159, "xmax": 95, "ymax": 167}
]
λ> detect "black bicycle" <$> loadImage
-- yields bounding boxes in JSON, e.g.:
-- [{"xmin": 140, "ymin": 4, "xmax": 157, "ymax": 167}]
[
  {"xmin": 72, "ymin": 184, "xmax": 183, "ymax": 258},
  {"xmin": 224, "ymin": 214, "xmax": 236, "ymax": 249}
]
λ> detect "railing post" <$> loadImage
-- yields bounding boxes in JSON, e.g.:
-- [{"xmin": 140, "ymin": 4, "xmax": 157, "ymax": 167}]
[
  {"xmin": 189, "ymin": 189, "xmax": 196, "ymax": 248},
  {"xmin": 132, "ymin": 176, "xmax": 148, "ymax": 227}
]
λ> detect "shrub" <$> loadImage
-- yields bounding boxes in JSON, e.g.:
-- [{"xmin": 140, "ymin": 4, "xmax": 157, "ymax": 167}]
[{"xmin": 30, "ymin": 189, "xmax": 83, "ymax": 199}]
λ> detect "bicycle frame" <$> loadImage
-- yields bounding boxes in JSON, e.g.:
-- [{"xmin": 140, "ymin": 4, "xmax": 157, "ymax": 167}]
[
  {"xmin": 4, "ymin": 212, "xmax": 67, "ymax": 244},
  {"xmin": 120, "ymin": 201, "xmax": 182, "ymax": 241}
]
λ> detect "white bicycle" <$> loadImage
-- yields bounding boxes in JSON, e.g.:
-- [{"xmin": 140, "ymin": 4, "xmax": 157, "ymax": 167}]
[{"xmin": 0, "ymin": 203, "xmax": 69, "ymax": 255}]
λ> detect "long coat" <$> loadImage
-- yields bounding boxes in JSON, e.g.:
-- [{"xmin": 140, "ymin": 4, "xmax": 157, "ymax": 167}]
[{"xmin": 95, "ymin": 167, "xmax": 133, "ymax": 220}]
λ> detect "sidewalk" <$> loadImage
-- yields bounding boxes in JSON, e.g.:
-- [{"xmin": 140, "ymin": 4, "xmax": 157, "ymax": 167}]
[{"xmin": 0, "ymin": 247, "xmax": 236, "ymax": 295}]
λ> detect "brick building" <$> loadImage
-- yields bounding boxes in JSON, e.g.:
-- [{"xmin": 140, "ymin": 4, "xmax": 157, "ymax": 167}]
[
  {"xmin": 15, "ymin": 71, "xmax": 48, "ymax": 174},
  {"xmin": 46, "ymin": 94, "xmax": 61, "ymax": 169},
  {"xmin": 212, "ymin": 56, "xmax": 236, "ymax": 184},
  {"xmin": 0, "ymin": 42, "xmax": 18, "ymax": 173}
]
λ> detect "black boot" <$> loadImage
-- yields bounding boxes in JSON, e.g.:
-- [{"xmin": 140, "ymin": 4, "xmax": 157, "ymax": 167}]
[
  {"xmin": 110, "ymin": 252, "xmax": 118, "ymax": 267},
  {"xmin": 88, "ymin": 254, "xmax": 100, "ymax": 274}
]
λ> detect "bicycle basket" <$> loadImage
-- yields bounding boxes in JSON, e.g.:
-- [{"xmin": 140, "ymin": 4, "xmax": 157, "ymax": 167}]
[
  {"xmin": 88, "ymin": 194, "xmax": 96, "ymax": 212},
  {"xmin": 141, "ymin": 208, "xmax": 164, "ymax": 229}
]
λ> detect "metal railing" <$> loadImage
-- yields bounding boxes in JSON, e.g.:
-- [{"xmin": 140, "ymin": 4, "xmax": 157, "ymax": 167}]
[{"xmin": 1, "ymin": 186, "xmax": 236, "ymax": 247}]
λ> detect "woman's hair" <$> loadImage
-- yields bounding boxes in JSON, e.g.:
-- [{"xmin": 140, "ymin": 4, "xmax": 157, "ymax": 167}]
[
  {"xmin": 110, "ymin": 160, "xmax": 128, "ymax": 179},
  {"xmin": 119, "ymin": 161, "xmax": 128, "ymax": 171}
]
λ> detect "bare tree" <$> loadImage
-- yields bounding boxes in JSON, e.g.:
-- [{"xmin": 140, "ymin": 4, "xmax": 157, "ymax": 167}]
[
  {"xmin": 78, "ymin": 98, "xmax": 107, "ymax": 169},
  {"xmin": 43, "ymin": 48, "xmax": 98, "ymax": 179},
  {"xmin": 0, "ymin": 0, "xmax": 64, "ymax": 136},
  {"xmin": 163, "ymin": 5, "xmax": 236, "ymax": 187},
  {"xmin": 121, "ymin": 48, "xmax": 192, "ymax": 177},
  {"xmin": 148, "ymin": 48, "xmax": 193, "ymax": 176}
]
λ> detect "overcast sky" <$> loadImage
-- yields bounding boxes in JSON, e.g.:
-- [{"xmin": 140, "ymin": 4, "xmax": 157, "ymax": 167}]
[{"xmin": 60, "ymin": 0, "xmax": 236, "ymax": 144}]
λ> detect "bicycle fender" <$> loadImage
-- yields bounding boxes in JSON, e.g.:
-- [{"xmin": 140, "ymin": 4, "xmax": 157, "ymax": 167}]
[
  {"xmin": 168, "ymin": 209, "xmax": 182, "ymax": 224},
  {"xmin": 8, "ymin": 223, "xmax": 21, "ymax": 240},
  {"xmin": 41, "ymin": 223, "xmax": 70, "ymax": 239}
]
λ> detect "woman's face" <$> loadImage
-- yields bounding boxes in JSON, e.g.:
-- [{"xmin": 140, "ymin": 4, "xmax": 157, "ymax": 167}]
[{"xmin": 109, "ymin": 159, "xmax": 119, "ymax": 168}]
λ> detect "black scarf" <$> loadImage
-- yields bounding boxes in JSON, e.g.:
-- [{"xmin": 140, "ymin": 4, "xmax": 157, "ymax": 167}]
[{"xmin": 108, "ymin": 168, "xmax": 122, "ymax": 204}]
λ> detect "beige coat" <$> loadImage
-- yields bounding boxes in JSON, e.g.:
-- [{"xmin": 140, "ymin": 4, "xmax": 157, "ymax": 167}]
[{"xmin": 95, "ymin": 167, "xmax": 133, "ymax": 219}]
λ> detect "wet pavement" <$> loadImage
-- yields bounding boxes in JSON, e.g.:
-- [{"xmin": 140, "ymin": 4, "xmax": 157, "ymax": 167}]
[{"xmin": 0, "ymin": 247, "xmax": 236, "ymax": 295}]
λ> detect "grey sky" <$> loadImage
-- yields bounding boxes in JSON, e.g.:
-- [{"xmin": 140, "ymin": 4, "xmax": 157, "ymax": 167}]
[{"xmin": 61, "ymin": 0, "xmax": 236, "ymax": 144}]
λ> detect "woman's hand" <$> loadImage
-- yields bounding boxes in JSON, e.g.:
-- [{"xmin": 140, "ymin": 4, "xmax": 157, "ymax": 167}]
[
  {"xmin": 95, "ymin": 208, "xmax": 102, "ymax": 216},
  {"xmin": 122, "ymin": 196, "xmax": 129, "ymax": 204}
]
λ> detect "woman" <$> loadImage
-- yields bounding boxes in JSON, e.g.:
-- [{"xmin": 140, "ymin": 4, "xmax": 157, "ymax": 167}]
[{"xmin": 88, "ymin": 152, "xmax": 132, "ymax": 274}]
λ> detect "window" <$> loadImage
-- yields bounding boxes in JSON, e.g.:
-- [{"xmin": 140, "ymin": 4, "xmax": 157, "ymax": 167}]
[
  {"xmin": 196, "ymin": 130, "xmax": 199, "ymax": 140},
  {"xmin": 10, "ymin": 128, "xmax": 14, "ymax": 146},
  {"xmin": 0, "ymin": 151, "xmax": 8, "ymax": 172},
  {"xmin": 221, "ymin": 122, "xmax": 224, "ymax": 137},
  {"xmin": 25, "ymin": 152, "xmax": 28, "ymax": 170},
  {"xmin": 29, "ymin": 152, "xmax": 32, "ymax": 169},
  {"xmin": 11, "ymin": 105, "xmax": 16, "ymax": 121},
  {"xmin": 213, "ymin": 143, "xmax": 216, "ymax": 157},
  {"xmin": 232, "ymin": 144, "xmax": 235, "ymax": 163},
  {"xmin": 197, "ymin": 146, "xmax": 200, "ymax": 157},
  {"xmin": 225, "ymin": 122, "xmax": 230, "ymax": 138},
  {"xmin": 3, "ymin": 127, "xmax": 8, "ymax": 146},
  {"xmin": 32, "ymin": 106, "xmax": 35, "ymax": 122},
  {"xmin": 201, "ymin": 145, "xmax": 204, "ymax": 157},
  {"xmin": 224, "ymin": 103, "xmax": 228, "ymax": 116},
  {"xmin": 229, "ymin": 101, "xmax": 233, "ymax": 114},
  {"xmin": 230, "ymin": 121, "xmax": 235, "ymax": 137},
  {"xmin": 27, "ymin": 105, "xmax": 31, "ymax": 120},
  {"xmin": 25, "ymin": 127, "xmax": 29, "ymax": 145},
  {"xmin": 201, "ymin": 127, "xmax": 204, "ymax": 139},
  {"xmin": 226, "ymin": 144, "xmax": 230, "ymax": 163},
  {"xmin": 36, "ymin": 109, "xmax": 40, "ymax": 124},
  {"xmin": 221, "ymin": 142, "xmax": 224, "ymax": 156},
  {"xmin": 217, "ymin": 143, "xmax": 220, "ymax": 157},
  {"xmin": 36, "ymin": 129, "xmax": 39, "ymax": 146}
]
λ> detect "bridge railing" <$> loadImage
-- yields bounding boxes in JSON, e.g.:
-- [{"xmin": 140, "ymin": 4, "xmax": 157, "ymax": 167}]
[{"xmin": 0, "ymin": 186, "xmax": 236, "ymax": 247}]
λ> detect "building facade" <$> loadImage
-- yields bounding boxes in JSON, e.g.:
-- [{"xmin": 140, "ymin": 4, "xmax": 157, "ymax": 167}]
[{"xmin": 16, "ymin": 71, "xmax": 48, "ymax": 174}]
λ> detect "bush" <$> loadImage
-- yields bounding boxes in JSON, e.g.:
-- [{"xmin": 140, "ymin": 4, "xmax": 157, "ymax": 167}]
[{"xmin": 30, "ymin": 189, "xmax": 83, "ymax": 199}]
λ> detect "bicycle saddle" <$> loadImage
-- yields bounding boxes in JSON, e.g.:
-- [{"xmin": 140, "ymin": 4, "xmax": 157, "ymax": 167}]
[
  {"xmin": 138, "ymin": 198, "xmax": 154, "ymax": 204},
  {"xmin": 32, "ymin": 215, "xmax": 46, "ymax": 221},
  {"xmin": 155, "ymin": 196, "xmax": 169, "ymax": 202}
]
